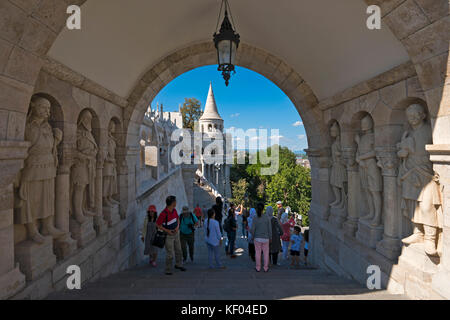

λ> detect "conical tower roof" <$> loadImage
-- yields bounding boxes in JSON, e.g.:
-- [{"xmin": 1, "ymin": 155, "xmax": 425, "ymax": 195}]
[{"xmin": 200, "ymin": 83, "xmax": 222, "ymax": 121}]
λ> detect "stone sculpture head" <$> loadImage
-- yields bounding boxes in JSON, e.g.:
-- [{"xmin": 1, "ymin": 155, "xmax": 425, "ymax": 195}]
[
  {"xmin": 78, "ymin": 110, "xmax": 93, "ymax": 131},
  {"xmin": 361, "ymin": 115, "xmax": 374, "ymax": 132},
  {"xmin": 330, "ymin": 122, "xmax": 340, "ymax": 138},
  {"xmin": 29, "ymin": 96, "xmax": 51, "ymax": 121},
  {"xmin": 406, "ymin": 104, "xmax": 426, "ymax": 128},
  {"xmin": 108, "ymin": 121, "xmax": 116, "ymax": 134}
]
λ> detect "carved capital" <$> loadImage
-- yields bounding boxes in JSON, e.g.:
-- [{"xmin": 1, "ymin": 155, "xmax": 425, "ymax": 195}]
[
  {"xmin": 305, "ymin": 147, "xmax": 330, "ymax": 169},
  {"xmin": 375, "ymin": 148, "xmax": 399, "ymax": 177}
]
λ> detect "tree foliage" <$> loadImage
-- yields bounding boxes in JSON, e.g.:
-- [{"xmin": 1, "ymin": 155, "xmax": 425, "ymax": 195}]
[
  {"xmin": 180, "ymin": 98, "xmax": 202, "ymax": 130},
  {"xmin": 230, "ymin": 146, "xmax": 311, "ymax": 225}
]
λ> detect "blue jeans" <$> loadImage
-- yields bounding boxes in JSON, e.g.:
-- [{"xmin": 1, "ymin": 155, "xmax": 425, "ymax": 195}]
[
  {"xmin": 225, "ymin": 231, "xmax": 236, "ymax": 254},
  {"xmin": 207, "ymin": 243, "xmax": 222, "ymax": 268},
  {"xmin": 242, "ymin": 223, "xmax": 247, "ymax": 237}
]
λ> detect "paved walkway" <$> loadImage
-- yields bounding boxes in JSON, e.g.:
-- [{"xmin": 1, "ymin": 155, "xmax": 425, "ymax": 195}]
[{"xmin": 48, "ymin": 184, "xmax": 408, "ymax": 300}]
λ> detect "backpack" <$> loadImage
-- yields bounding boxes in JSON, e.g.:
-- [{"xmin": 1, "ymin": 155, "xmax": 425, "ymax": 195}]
[{"xmin": 223, "ymin": 216, "xmax": 232, "ymax": 233}]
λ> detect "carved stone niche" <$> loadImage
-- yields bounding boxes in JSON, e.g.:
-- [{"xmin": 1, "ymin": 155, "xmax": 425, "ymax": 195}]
[
  {"xmin": 13, "ymin": 95, "xmax": 64, "ymax": 280},
  {"xmin": 328, "ymin": 121, "xmax": 347, "ymax": 227},
  {"xmin": 102, "ymin": 118, "xmax": 121, "ymax": 228},
  {"xmin": 353, "ymin": 114, "xmax": 384, "ymax": 248},
  {"xmin": 69, "ymin": 109, "xmax": 98, "ymax": 248}
]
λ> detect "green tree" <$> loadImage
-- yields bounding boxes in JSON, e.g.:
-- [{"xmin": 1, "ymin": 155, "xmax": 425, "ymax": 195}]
[
  {"xmin": 230, "ymin": 178, "xmax": 249, "ymax": 206},
  {"xmin": 180, "ymin": 98, "xmax": 202, "ymax": 130},
  {"xmin": 230, "ymin": 146, "xmax": 311, "ymax": 225}
]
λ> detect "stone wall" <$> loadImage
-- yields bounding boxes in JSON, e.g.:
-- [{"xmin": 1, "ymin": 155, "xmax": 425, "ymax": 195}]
[
  {"xmin": 308, "ymin": 62, "xmax": 449, "ymax": 299},
  {"xmin": 0, "ymin": 67, "xmax": 191, "ymax": 299}
]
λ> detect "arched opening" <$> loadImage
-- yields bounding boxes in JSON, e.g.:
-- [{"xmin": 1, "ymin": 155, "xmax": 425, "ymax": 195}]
[{"xmin": 0, "ymin": 0, "xmax": 449, "ymax": 300}]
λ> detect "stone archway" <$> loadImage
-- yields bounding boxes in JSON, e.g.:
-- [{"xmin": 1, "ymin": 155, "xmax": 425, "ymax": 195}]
[
  {"xmin": 0, "ymin": 0, "xmax": 449, "ymax": 299},
  {"xmin": 124, "ymin": 42, "xmax": 325, "ymax": 151}
]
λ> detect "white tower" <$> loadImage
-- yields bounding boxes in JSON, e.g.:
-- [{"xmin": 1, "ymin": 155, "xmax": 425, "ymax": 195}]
[{"xmin": 199, "ymin": 83, "xmax": 224, "ymax": 134}]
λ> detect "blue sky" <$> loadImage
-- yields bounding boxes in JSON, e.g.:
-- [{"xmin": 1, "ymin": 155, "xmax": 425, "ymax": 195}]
[{"xmin": 151, "ymin": 66, "xmax": 308, "ymax": 152}]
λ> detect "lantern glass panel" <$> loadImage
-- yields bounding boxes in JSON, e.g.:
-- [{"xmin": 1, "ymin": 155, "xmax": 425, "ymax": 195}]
[{"xmin": 218, "ymin": 40, "xmax": 231, "ymax": 65}]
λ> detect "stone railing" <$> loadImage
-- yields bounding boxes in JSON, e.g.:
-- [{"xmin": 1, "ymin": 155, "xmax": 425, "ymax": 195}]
[{"xmin": 196, "ymin": 169, "xmax": 224, "ymax": 199}]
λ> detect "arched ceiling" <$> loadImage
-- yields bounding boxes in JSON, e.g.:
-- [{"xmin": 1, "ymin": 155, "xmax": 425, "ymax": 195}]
[{"xmin": 48, "ymin": 0, "xmax": 409, "ymax": 100}]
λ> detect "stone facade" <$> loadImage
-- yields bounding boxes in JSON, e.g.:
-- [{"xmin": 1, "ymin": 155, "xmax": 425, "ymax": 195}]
[{"xmin": 0, "ymin": 0, "xmax": 448, "ymax": 299}]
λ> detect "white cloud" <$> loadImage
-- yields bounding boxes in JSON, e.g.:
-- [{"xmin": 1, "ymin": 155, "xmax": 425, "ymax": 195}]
[
  {"xmin": 297, "ymin": 134, "xmax": 306, "ymax": 140},
  {"xmin": 230, "ymin": 113, "xmax": 240, "ymax": 118},
  {"xmin": 292, "ymin": 121, "xmax": 303, "ymax": 127},
  {"xmin": 270, "ymin": 134, "xmax": 284, "ymax": 140}
]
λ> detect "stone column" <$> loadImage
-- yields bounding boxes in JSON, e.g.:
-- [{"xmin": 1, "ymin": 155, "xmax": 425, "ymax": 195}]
[
  {"xmin": 376, "ymin": 150, "xmax": 402, "ymax": 260},
  {"xmin": 305, "ymin": 147, "xmax": 331, "ymax": 269},
  {"xmin": 225, "ymin": 165, "xmax": 231, "ymax": 198},
  {"xmin": 53, "ymin": 146, "xmax": 77, "ymax": 260},
  {"xmin": 94, "ymin": 145, "xmax": 107, "ymax": 235},
  {"xmin": 428, "ymin": 145, "xmax": 450, "ymax": 299},
  {"xmin": 343, "ymin": 147, "xmax": 359, "ymax": 236},
  {"xmin": 0, "ymin": 141, "xmax": 27, "ymax": 299}
]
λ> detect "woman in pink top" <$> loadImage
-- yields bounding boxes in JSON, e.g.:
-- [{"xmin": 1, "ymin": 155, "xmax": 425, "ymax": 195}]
[{"xmin": 280, "ymin": 212, "xmax": 291, "ymax": 261}]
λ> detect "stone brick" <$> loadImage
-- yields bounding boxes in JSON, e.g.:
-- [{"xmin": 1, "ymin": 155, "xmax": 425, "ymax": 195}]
[
  {"xmin": 0, "ymin": 39, "xmax": 13, "ymax": 73},
  {"xmin": 415, "ymin": 52, "xmax": 448, "ymax": 91},
  {"xmin": 384, "ymin": 0, "xmax": 430, "ymax": 40},
  {"xmin": 6, "ymin": 110, "xmax": 26, "ymax": 140},
  {"xmin": 0, "ymin": 74, "xmax": 34, "ymax": 113},
  {"xmin": 402, "ymin": 18, "xmax": 449, "ymax": 64},
  {"xmin": 4, "ymin": 46, "xmax": 43, "ymax": 85},
  {"xmin": 415, "ymin": 0, "xmax": 449, "ymax": 23},
  {"xmin": 0, "ymin": 1, "xmax": 27, "ymax": 44},
  {"xmin": 18, "ymin": 16, "xmax": 57, "ymax": 56}
]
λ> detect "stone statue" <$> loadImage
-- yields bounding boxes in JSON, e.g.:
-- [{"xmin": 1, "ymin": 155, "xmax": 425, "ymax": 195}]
[
  {"xmin": 15, "ymin": 96, "xmax": 64, "ymax": 243},
  {"xmin": 355, "ymin": 115, "xmax": 383, "ymax": 226},
  {"xmin": 71, "ymin": 110, "xmax": 98, "ymax": 224},
  {"xmin": 329, "ymin": 122, "xmax": 347, "ymax": 209},
  {"xmin": 103, "ymin": 121, "xmax": 119, "ymax": 207},
  {"xmin": 398, "ymin": 104, "xmax": 442, "ymax": 256}
]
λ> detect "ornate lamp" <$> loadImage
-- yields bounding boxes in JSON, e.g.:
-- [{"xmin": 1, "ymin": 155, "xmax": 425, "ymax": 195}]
[{"xmin": 213, "ymin": 0, "xmax": 240, "ymax": 86}]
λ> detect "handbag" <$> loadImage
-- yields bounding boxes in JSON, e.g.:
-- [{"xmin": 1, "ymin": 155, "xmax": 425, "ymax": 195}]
[{"xmin": 152, "ymin": 211, "xmax": 168, "ymax": 248}]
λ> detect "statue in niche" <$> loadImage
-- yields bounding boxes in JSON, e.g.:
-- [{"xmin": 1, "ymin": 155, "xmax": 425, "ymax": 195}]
[
  {"xmin": 103, "ymin": 121, "xmax": 119, "ymax": 207},
  {"xmin": 355, "ymin": 115, "xmax": 383, "ymax": 227},
  {"xmin": 15, "ymin": 96, "xmax": 64, "ymax": 243},
  {"xmin": 329, "ymin": 122, "xmax": 347, "ymax": 209},
  {"xmin": 71, "ymin": 110, "xmax": 98, "ymax": 223},
  {"xmin": 398, "ymin": 104, "xmax": 442, "ymax": 256}
]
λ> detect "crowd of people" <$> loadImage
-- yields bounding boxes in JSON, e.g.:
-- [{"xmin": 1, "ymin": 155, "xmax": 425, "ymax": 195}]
[{"xmin": 141, "ymin": 194, "xmax": 309, "ymax": 275}]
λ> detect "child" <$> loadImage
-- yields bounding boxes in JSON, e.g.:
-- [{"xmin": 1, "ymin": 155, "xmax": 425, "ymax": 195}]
[
  {"xmin": 141, "ymin": 205, "xmax": 159, "ymax": 267},
  {"xmin": 204, "ymin": 208, "xmax": 226, "ymax": 269},
  {"xmin": 290, "ymin": 226, "xmax": 302, "ymax": 268}
]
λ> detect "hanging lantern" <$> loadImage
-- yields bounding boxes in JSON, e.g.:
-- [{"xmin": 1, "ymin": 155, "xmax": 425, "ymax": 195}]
[{"xmin": 213, "ymin": 0, "xmax": 240, "ymax": 86}]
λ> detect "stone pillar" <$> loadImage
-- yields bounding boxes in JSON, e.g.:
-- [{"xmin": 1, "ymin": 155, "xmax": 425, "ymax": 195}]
[
  {"xmin": 53, "ymin": 148, "xmax": 77, "ymax": 260},
  {"xmin": 376, "ymin": 150, "xmax": 402, "ymax": 260},
  {"xmin": 428, "ymin": 145, "xmax": 450, "ymax": 299},
  {"xmin": 94, "ymin": 146, "xmax": 107, "ymax": 235},
  {"xmin": 0, "ymin": 141, "xmax": 27, "ymax": 299},
  {"xmin": 201, "ymin": 161, "xmax": 206, "ymax": 178},
  {"xmin": 305, "ymin": 148, "xmax": 331, "ymax": 268},
  {"xmin": 343, "ymin": 147, "xmax": 359, "ymax": 236}
]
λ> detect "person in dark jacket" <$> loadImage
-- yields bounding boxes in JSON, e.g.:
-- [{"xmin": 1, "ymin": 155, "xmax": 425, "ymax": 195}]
[
  {"xmin": 267, "ymin": 206, "xmax": 283, "ymax": 266},
  {"xmin": 224, "ymin": 203, "xmax": 238, "ymax": 257},
  {"xmin": 212, "ymin": 196, "xmax": 224, "ymax": 233}
]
